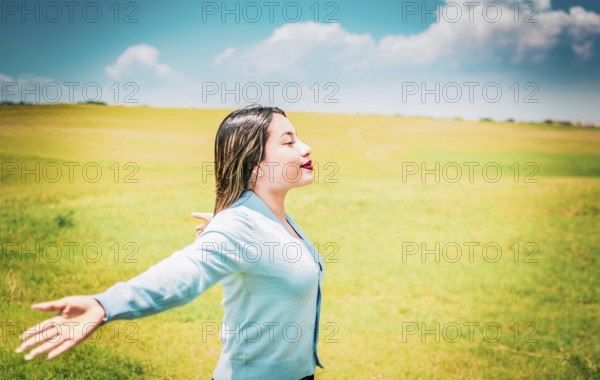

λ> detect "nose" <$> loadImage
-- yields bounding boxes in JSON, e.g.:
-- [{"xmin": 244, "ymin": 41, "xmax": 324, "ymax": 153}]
[{"xmin": 298, "ymin": 140, "xmax": 311, "ymax": 157}]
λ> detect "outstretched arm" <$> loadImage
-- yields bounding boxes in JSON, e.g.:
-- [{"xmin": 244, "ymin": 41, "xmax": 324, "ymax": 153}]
[
  {"xmin": 15, "ymin": 209, "xmax": 252, "ymax": 361},
  {"xmin": 16, "ymin": 296, "xmax": 106, "ymax": 361},
  {"xmin": 92, "ymin": 226, "xmax": 251, "ymax": 322},
  {"xmin": 191, "ymin": 212, "xmax": 214, "ymax": 236}
]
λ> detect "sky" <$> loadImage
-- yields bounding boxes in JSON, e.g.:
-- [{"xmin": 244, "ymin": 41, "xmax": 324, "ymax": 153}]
[{"xmin": 1, "ymin": 0, "xmax": 599, "ymax": 122}]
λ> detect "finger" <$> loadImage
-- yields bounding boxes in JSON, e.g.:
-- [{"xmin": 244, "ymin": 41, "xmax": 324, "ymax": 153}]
[
  {"xmin": 23, "ymin": 334, "xmax": 67, "ymax": 361},
  {"xmin": 31, "ymin": 298, "xmax": 68, "ymax": 312},
  {"xmin": 19, "ymin": 317, "xmax": 61, "ymax": 340},
  {"xmin": 16, "ymin": 324, "xmax": 60, "ymax": 353},
  {"xmin": 194, "ymin": 223, "xmax": 207, "ymax": 231},
  {"xmin": 191, "ymin": 212, "xmax": 212, "ymax": 220},
  {"xmin": 45, "ymin": 339, "xmax": 78, "ymax": 361}
]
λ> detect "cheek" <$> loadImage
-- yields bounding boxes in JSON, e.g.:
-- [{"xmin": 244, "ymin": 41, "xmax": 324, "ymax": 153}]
[
  {"xmin": 266, "ymin": 148, "xmax": 293, "ymax": 165},
  {"xmin": 267, "ymin": 151, "xmax": 300, "ymax": 180}
]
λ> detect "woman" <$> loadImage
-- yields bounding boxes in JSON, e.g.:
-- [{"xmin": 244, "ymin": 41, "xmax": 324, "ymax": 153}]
[{"xmin": 15, "ymin": 106, "xmax": 325, "ymax": 380}]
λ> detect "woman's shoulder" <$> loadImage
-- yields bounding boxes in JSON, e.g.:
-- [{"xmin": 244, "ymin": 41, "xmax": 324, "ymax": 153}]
[{"xmin": 203, "ymin": 205, "xmax": 255, "ymax": 237}]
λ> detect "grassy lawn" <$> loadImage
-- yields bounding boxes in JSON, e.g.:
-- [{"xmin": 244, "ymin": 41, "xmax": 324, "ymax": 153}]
[{"xmin": 1, "ymin": 104, "xmax": 599, "ymax": 379}]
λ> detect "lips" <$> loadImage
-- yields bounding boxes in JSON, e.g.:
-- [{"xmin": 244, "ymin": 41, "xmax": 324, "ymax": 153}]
[{"xmin": 300, "ymin": 160, "xmax": 313, "ymax": 170}]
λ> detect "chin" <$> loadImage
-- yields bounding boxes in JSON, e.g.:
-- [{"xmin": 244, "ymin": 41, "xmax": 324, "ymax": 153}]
[{"xmin": 298, "ymin": 175, "xmax": 314, "ymax": 187}]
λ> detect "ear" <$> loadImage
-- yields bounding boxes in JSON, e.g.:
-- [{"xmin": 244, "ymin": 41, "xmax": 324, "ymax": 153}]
[{"xmin": 248, "ymin": 165, "xmax": 261, "ymax": 190}]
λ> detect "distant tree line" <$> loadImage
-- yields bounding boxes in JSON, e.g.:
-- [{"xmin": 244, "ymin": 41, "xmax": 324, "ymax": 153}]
[
  {"xmin": 0, "ymin": 103, "xmax": 596, "ymax": 127},
  {"xmin": 480, "ymin": 117, "xmax": 598, "ymax": 128},
  {"xmin": 0, "ymin": 101, "xmax": 107, "ymax": 106}
]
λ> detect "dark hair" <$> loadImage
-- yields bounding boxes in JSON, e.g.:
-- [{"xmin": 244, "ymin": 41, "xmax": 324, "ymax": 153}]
[{"xmin": 213, "ymin": 105, "xmax": 286, "ymax": 214}]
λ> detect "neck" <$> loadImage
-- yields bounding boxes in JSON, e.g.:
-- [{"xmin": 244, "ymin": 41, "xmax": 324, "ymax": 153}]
[{"xmin": 251, "ymin": 186, "xmax": 288, "ymax": 223}]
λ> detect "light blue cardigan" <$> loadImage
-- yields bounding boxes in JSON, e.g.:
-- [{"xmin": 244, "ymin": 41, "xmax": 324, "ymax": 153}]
[{"xmin": 92, "ymin": 190, "xmax": 325, "ymax": 380}]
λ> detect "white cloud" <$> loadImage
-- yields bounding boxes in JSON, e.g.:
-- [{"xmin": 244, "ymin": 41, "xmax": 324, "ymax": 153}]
[
  {"xmin": 536, "ymin": 0, "xmax": 552, "ymax": 11},
  {"xmin": 566, "ymin": 6, "xmax": 600, "ymax": 57},
  {"xmin": 487, "ymin": 0, "xmax": 551, "ymax": 11},
  {"xmin": 214, "ymin": 47, "xmax": 236, "ymax": 65},
  {"xmin": 214, "ymin": 22, "xmax": 375, "ymax": 78},
  {"xmin": 214, "ymin": 1, "xmax": 600, "ymax": 77},
  {"xmin": 0, "ymin": 73, "xmax": 64, "ymax": 103},
  {"xmin": 375, "ymin": 3, "xmax": 600, "ymax": 66},
  {"xmin": 0, "ymin": 73, "xmax": 15, "ymax": 82},
  {"xmin": 106, "ymin": 44, "xmax": 176, "ymax": 79},
  {"xmin": 572, "ymin": 40, "xmax": 594, "ymax": 59}
]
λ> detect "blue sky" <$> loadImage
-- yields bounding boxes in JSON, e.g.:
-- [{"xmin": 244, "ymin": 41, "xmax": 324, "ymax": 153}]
[{"xmin": 1, "ymin": 0, "xmax": 599, "ymax": 122}]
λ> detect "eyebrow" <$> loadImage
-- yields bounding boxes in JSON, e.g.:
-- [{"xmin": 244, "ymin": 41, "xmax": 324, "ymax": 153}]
[{"xmin": 279, "ymin": 131, "xmax": 297, "ymax": 139}]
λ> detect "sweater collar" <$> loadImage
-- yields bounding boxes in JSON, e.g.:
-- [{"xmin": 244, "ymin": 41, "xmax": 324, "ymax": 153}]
[
  {"xmin": 231, "ymin": 190, "xmax": 307, "ymax": 240},
  {"xmin": 233, "ymin": 190, "xmax": 324, "ymax": 270}
]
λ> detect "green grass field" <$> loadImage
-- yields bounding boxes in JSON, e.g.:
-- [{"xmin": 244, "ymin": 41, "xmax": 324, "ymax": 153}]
[{"xmin": 1, "ymin": 104, "xmax": 599, "ymax": 379}]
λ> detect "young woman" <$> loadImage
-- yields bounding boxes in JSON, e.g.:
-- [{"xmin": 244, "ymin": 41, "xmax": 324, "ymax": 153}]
[{"xmin": 15, "ymin": 106, "xmax": 326, "ymax": 380}]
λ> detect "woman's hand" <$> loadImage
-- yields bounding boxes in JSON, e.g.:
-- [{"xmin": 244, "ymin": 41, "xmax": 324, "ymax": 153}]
[
  {"xmin": 15, "ymin": 296, "xmax": 106, "ymax": 361},
  {"xmin": 191, "ymin": 212, "xmax": 214, "ymax": 236}
]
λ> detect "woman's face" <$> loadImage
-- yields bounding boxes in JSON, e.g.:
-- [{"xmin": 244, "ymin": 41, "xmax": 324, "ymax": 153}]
[{"xmin": 258, "ymin": 113, "xmax": 313, "ymax": 191}]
